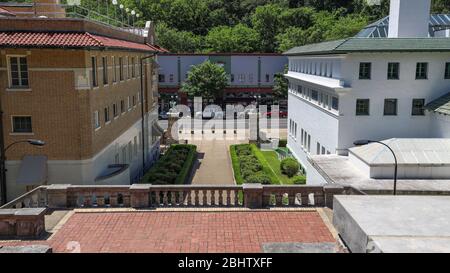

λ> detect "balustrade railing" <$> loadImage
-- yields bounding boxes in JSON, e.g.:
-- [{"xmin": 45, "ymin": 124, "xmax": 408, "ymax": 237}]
[{"xmin": 1, "ymin": 183, "xmax": 358, "ymax": 210}]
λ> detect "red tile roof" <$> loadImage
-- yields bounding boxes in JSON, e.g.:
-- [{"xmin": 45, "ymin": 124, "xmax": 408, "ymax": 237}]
[{"xmin": 0, "ymin": 31, "xmax": 168, "ymax": 52}]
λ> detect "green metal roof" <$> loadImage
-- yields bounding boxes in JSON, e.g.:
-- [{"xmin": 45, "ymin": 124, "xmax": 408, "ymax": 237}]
[
  {"xmin": 283, "ymin": 38, "xmax": 450, "ymax": 56},
  {"xmin": 425, "ymin": 92, "xmax": 450, "ymax": 116}
]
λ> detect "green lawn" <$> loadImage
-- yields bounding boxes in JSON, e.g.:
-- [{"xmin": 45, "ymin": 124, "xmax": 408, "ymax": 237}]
[{"xmin": 261, "ymin": 151, "xmax": 305, "ymax": 185}]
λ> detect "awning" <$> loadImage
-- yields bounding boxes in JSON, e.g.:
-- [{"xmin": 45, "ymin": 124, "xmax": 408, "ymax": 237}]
[{"xmin": 16, "ymin": 155, "xmax": 48, "ymax": 185}]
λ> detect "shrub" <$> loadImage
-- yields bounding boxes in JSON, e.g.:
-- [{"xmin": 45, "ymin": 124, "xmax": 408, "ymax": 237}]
[
  {"xmin": 142, "ymin": 144, "xmax": 197, "ymax": 185},
  {"xmin": 245, "ymin": 174, "xmax": 272, "ymax": 185},
  {"xmin": 292, "ymin": 175, "xmax": 307, "ymax": 185},
  {"xmin": 280, "ymin": 158, "xmax": 300, "ymax": 178}
]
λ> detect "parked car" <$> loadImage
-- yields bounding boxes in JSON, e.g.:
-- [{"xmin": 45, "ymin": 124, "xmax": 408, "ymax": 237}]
[
  {"xmin": 159, "ymin": 111, "xmax": 169, "ymax": 120},
  {"xmin": 237, "ymin": 108, "xmax": 257, "ymax": 119},
  {"xmin": 195, "ymin": 106, "xmax": 224, "ymax": 119},
  {"xmin": 265, "ymin": 110, "xmax": 288, "ymax": 118}
]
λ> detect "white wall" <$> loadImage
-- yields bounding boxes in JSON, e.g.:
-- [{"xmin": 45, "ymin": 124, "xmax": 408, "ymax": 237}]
[
  {"xmin": 157, "ymin": 55, "xmax": 179, "ymax": 86},
  {"xmin": 337, "ymin": 52, "xmax": 450, "ymax": 151},
  {"xmin": 260, "ymin": 56, "xmax": 288, "ymax": 86},
  {"xmin": 430, "ymin": 113, "xmax": 450, "ymax": 138},
  {"xmin": 287, "ymin": 51, "xmax": 450, "ymax": 183}
]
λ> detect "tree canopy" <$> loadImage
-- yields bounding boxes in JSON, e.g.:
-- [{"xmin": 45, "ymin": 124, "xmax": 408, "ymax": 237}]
[
  {"xmin": 181, "ymin": 61, "xmax": 229, "ymax": 101},
  {"xmin": 77, "ymin": 0, "xmax": 449, "ymax": 53}
]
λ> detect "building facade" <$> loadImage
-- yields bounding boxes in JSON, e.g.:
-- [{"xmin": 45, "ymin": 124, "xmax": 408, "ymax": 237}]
[
  {"xmin": 0, "ymin": 4, "xmax": 166, "ymax": 202},
  {"xmin": 285, "ymin": 0, "xmax": 450, "ymax": 185},
  {"xmin": 157, "ymin": 53, "xmax": 288, "ymax": 110}
]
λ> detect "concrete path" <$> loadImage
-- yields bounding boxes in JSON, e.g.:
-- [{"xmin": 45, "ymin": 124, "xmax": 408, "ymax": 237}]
[{"xmin": 189, "ymin": 139, "xmax": 246, "ymax": 185}]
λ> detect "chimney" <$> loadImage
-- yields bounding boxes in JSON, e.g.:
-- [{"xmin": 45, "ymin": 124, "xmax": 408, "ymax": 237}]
[{"xmin": 388, "ymin": 0, "xmax": 431, "ymax": 38}]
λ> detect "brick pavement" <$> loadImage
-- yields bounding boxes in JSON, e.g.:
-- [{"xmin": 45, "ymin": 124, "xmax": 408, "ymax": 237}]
[{"xmin": 1, "ymin": 211, "xmax": 336, "ymax": 253}]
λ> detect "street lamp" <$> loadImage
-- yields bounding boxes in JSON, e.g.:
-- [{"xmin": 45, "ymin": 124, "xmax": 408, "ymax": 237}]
[
  {"xmin": 119, "ymin": 4, "xmax": 124, "ymax": 26},
  {"xmin": 0, "ymin": 139, "xmax": 46, "ymax": 205},
  {"xmin": 353, "ymin": 139, "xmax": 398, "ymax": 195},
  {"xmin": 131, "ymin": 10, "xmax": 136, "ymax": 28},
  {"xmin": 254, "ymin": 94, "xmax": 261, "ymax": 145},
  {"xmin": 112, "ymin": 0, "xmax": 118, "ymax": 24}
]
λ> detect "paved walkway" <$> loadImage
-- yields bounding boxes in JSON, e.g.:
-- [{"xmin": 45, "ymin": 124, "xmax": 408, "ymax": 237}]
[
  {"xmin": 1, "ymin": 211, "xmax": 336, "ymax": 253},
  {"xmin": 189, "ymin": 139, "xmax": 246, "ymax": 185}
]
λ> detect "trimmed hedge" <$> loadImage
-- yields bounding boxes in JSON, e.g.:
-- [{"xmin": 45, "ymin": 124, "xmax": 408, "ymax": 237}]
[
  {"xmin": 278, "ymin": 139, "xmax": 287, "ymax": 148},
  {"xmin": 280, "ymin": 158, "xmax": 300, "ymax": 178},
  {"xmin": 230, "ymin": 144, "xmax": 279, "ymax": 185},
  {"xmin": 142, "ymin": 144, "xmax": 197, "ymax": 185}
]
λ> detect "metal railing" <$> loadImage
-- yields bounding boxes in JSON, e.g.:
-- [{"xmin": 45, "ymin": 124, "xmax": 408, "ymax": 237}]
[{"xmin": 7, "ymin": 2, "xmax": 144, "ymax": 36}]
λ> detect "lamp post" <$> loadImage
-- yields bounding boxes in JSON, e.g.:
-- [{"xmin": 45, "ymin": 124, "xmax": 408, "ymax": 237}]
[
  {"xmin": 254, "ymin": 94, "xmax": 261, "ymax": 145},
  {"xmin": 0, "ymin": 139, "xmax": 46, "ymax": 205},
  {"xmin": 131, "ymin": 10, "xmax": 135, "ymax": 29},
  {"xmin": 353, "ymin": 139, "xmax": 398, "ymax": 195},
  {"xmin": 125, "ymin": 7, "xmax": 130, "ymax": 26},
  {"xmin": 119, "ymin": 4, "xmax": 124, "ymax": 26},
  {"xmin": 112, "ymin": 0, "xmax": 118, "ymax": 25}
]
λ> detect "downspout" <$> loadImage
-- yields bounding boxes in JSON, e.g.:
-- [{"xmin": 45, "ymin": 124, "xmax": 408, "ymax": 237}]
[{"xmin": 140, "ymin": 52, "xmax": 158, "ymax": 177}]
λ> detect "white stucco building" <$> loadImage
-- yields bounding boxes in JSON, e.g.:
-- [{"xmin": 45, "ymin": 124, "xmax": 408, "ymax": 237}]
[
  {"xmin": 285, "ymin": 0, "xmax": 450, "ymax": 185},
  {"xmin": 157, "ymin": 53, "xmax": 288, "ymax": 109}
]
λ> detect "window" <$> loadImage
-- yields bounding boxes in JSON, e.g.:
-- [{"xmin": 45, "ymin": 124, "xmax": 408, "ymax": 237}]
[
  {"xmin": 230, "ymin": 74, "xmax": 234, "ymax": 82},
  {"xmin": 127, "ymin": 96, "xmax": 131, "ymax": 110},
  {"xmin": 169, "ymin": 74, "xmax": 174, "ymax": 83},
  {"xmin": 412, "ymin": 99, "xmax": 425, "ymax": 116},
  {"xmin": 384, "ymin": 99, "xmax": 398, "ymax": 116},
  {"xmin": 12, "ymin": 116, "xmax": 32, "ymax": 133},
  {"xmin": 294, "ymin": 123, "xmax": 297, "ymax": 139},
  {"xmin": 356, "ymin": 99, "xmax": 370, "ymax": 116},
  {"xmin": 93, "ymin": 111, "xmax": 100, "ymax": 129},
  {"xmin": 387, "ymin": 62, "xmax": 400, "ymax": 80},
  {"xmin": 128, "ymin": 142, "xmax": 133, "ymax": 162},
  {"xmin": 119, "ymin": 57, "xmax": 124, "ymax": 81},
  {"xmin": 265, "ymin": 74, "xmax": 270, "ymax": 82},
  {"xmin": 131, "ymin": 57, "xmax": 136, "ymax": 78},
  {"xmin": 132, "ymin": 95, "xmax": 136, "ymax": 107},
  {"xmin": 300, "ymin": 129, "xmax": 304, "ymax": 146},
  {"xmin": 8, "ymin": 56, "xmax": 29, "ymax": 88},
  {"xmin": 122, "ymin": 147, "xmax": 127, "ymax": 164},
  {"xmin": 104, "ymin": 106, "xmax": 110, "ymax": 123},
  {"xmin": 102, "ymin": 57, "xmax": 108, "ymax": 85},
  {"xmin": 113, "ymin": 103, "xmax": 118, "ymax": 118},
  {"xmin": 112, "ymin": 56, "xmax": 117, "ymax": 83},
  {"xmin": 359, "ymin": 63, "xmax": 371, "ymax": 80},
  {"xmin": 134, "ymin": 136, "xmax": 138, "ymax": 156},
  {"xmin": 126, "ymin": 57, "xmax": 130, "ymax": 79},
  {"xmin": 311, "ymin": 90, "xmax": 319, "ymax": 101},
  {"xmin": 159, "ymin": 74, "xmax": 165, "ymax": 83},
  {"xmin": 91, "ymin": 56, "xmax": 98, "ymax": 87},
  {"xmin": 321, "ymin": 147, "xmax": 326, "ymax": 155},
  {"xmin": 416, "ymin": 63, "xmax": 428, "ymax": 80},
  {"xmin": 307, "ymin": 135, "xmax": 311, "ymax": 153},
  {"xmin": 332, "ymin": 97, "xmax": 339, "ymax": 111},
  {"xmin": 120, "ymin": 100, "xmax": 125, "ymax": 113},
  {"xmin": 445, "ymin": 62, "xmax": 450, "ymax": 79},
  {"xmin": 249, "ymin": 74, "xmax": 254, "ymax": 83},
  {"xmin": 317, "ymin": 143, "xmax": 321, "ymax": 155}
]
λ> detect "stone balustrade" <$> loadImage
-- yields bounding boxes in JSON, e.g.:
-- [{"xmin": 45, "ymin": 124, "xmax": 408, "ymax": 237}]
[
  {"xmin": 1, "ymin": 183, "xmax": 361, "ymax": 210},
  {"xmin": 0, "ymin": 183, "xmax": 364, "ymax": 239}
]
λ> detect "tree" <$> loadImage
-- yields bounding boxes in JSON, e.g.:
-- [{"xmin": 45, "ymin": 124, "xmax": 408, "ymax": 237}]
[
  {"xmin": 181, "ymin": 61, "xmax": 228, "ymax": 102},
  {"xmin": 156, "ymin": 23, "xmax": 203, "ymax": 53},
  {"xmin": 251, "ymin": 4, "xmax": 284, "ymax": 52},
  {"xmin": 273, "ymin": 66, "xmax": 289, "ymax": 102},
  {"xmin": 205, "ymin": 24, "xmax": 260, "ymax": 53}
]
